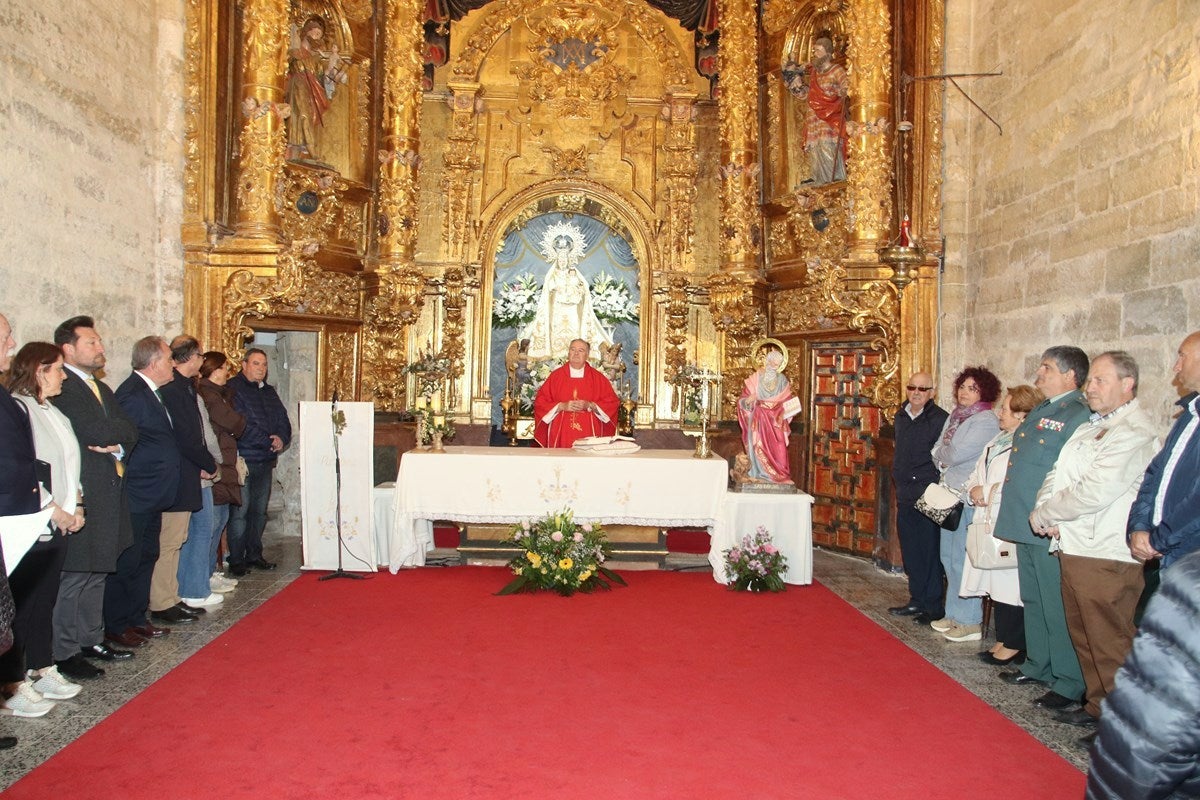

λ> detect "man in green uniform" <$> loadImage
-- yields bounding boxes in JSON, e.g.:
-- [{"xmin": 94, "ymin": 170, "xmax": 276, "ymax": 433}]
[{"xmin": 993, "ymin": 345, "xmax": 1091, "ymax": 710}]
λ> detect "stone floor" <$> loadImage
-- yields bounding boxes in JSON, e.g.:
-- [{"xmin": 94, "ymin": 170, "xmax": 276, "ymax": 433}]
[{"xmin": 0, "ymin": 538, "xmax": 1089, "ymax": 789}]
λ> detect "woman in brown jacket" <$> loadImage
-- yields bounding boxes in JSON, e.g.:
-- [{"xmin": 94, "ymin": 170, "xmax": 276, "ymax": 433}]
[{"xmin": 197, "ymin": 352, "xmax": 246, "ymax": 591}]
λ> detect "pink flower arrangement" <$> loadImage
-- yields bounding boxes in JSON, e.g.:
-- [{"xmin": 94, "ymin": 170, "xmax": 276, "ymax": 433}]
[{"xmin": 721, "ymin": 525, "xmax": 788, "ymax": 592}]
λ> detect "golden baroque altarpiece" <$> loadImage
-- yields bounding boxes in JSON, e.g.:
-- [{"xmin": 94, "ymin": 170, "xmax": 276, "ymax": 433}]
[{"xmin": 181, "ymin": 0, "xmax": 944, "ymax": 548}]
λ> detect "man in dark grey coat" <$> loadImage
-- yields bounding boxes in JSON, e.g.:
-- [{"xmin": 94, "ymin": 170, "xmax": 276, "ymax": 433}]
[
  {"xmin": 888, "ymin": 371, "xmax": 950, "ymax": 624},
  {"xmin": 50, "ymin": 317, "xmax": 139, "ymax": 679}
]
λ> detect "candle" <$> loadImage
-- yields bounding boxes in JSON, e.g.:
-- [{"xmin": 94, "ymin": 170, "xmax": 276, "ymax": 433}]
[
  {"xmin": 416, "ymin": 395, "xmax": 426, "ymax": 410},
  {"xmin": 431, "ymin": 393, "xmax": 442, "ymax": 412},
  {"xmin": 700, "ymin": 380, "xmax": 710, "ymax": 411},
  {"xmin": 433, "ymin": 414, "xmax": 445, "ymax": 428}
]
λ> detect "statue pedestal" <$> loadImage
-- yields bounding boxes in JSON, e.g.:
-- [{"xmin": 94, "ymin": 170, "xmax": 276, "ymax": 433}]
[{"xmin": 732, "ymin": 481, "xmax": 799, "ymax": 494}]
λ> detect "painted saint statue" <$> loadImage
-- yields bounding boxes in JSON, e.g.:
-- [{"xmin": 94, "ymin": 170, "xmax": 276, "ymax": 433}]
[
  {"xmin": 782, "ymin": 37, "xmax": 849, "ymax": 187},
  {"xmin": 520, "ymin": 221, "xmax": 613, "ymax": 361},
  {"xmin": 286, "ymin": 15, "xmax": 348, "ymax": 163},
  {"xmin": 737, "ymin": 342, "xmax": 802, "ymax": 484}
]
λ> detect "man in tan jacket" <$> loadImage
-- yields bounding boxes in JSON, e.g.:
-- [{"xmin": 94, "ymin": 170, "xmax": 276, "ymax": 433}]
[{"xmin": 1029, "ymin": 351, "xmax": 1159, "ymax": 732}]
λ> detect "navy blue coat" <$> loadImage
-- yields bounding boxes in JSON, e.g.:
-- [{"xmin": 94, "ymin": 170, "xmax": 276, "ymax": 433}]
[
  {"xmin": 160, "ymin": 369, "xmax": 217, "ymax": 513},
  {"xmin": 1126, "ymin": 393, "xmax": 1200, "ymax": 567},
  {"xmin": 228, "ymin": 373, "xmax": 291, "ymax": 464},
  {"xmin": 1086, "ymin": 547, "xmax": 1200, "ymax": 799},
  {"xmin": 115, "ymin": 373, "xmax": 181, "ymax": 514},
  {"xmin": 892, "ymin": 401, "xmax": 949, "ymax": 506}
]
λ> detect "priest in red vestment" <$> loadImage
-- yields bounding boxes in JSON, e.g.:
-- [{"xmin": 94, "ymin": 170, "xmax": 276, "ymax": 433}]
[{"xmin": 533, "ymin": 339, "xmax": 620, "ymax": 448}]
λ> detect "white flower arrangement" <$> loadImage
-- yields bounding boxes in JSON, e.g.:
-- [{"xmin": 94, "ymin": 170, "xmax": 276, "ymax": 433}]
[{"xmin": 589, "ymin": 271, "xmax": 639, "ymax": 324}]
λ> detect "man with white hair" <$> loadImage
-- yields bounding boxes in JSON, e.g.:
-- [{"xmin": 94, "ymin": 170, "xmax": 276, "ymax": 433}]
[{"xmin": 1029, "ymin": 351, "xmax": 1159, "ymax": 732}]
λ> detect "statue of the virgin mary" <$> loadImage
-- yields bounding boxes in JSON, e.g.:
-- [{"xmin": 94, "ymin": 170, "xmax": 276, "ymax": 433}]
[{"xmin": 521, "ymin": 221, "xmax": 613, "ymax": 361}]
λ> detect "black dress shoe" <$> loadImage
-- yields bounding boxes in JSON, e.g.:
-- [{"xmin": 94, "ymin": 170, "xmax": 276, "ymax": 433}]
[
  {"xmin": 81, "ymin": 643, "xmax": 134, "ymax": 661},
  {"xmin": 248, "ymin": 558, "xmax": 277, "ymax": 570},
  {"xmin": 174, "ymin": 601, "xmax": 205, "ymax": 616},
  {"xmin": 229, "ymin": 563, "xmax": 249, "ymax": 577},
  {"xmin": 0, "ymin": 736, "xmax": 15, "ymax": 750},
  {"xmin": 1054, "ymin": 707, "xmax": 1097, "ymax": 727},
  {"xmin": 888, "ymin": 604, "xmax": 922, "ymax": 617},
  {"xmin": 55, "ymin": 654, "xmax": 105, "ymax": 680},
  {"xmin": 150, "ymin": 606, "xmax": 198, "ymax": 624},
  {"xmin": 1034, "ymin": 690, "xmax": 1079, "ymax": 710},
  {"xmin": 979, "ymin": 650, "xmax": 1026, "ymax": 666},
  {"xmin": 913, "ymin": 612, "xmax": 944, "ymax": 626},
  {"xmin": 1078, "ymin": 731, "xmax": 1098, "ymax": 748},
  {"xmin": 999, "ymin": 670, "xmax": 1047, "ymax": 686}
]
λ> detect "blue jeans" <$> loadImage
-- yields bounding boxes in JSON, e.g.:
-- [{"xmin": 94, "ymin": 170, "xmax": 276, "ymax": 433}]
[
  {"xmin": 940, "ymin": 505, "xmax": 982, "ymax": 626},
  {"xmin": 210, "ymin": 502, "xmax": 231, "ymax": 573},
  {"xmin": 178, "ymin": 486, "xmax": 214, "ymax": 599},
  {"xmin": 226, "ymin": 461, "xmax": 274, "ymax": 566}
]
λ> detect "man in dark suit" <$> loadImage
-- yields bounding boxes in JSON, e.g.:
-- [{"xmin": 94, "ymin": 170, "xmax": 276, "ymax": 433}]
[
  {"xmin": 993, "ymin": 345, "xmax": 1091, "ymax": 711},
  {"xmin": 150, "ymin": 336, "xmax": 217, "ymax": 624},
  {"xmin": 49, "ymin": 316, "xmax": 139, "ymax": 678},
  {"xmin": 888, "ymin": 371, "xmax": 951, "ymax": 623},
  {"xmin": 106, "ymin": 337, "xmax": 183, "ymax": 647},
  {"xmin": 0, "ymin": 313, "xmax": 38, "ymax": 749}
]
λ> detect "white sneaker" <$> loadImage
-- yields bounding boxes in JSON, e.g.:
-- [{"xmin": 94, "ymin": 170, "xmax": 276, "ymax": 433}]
[
  {"xmin": 210, "ymin": 574, "xmax": 237, "ymax": 593},
  {"xmin": 4, "ymin": 680, "xmax": 56, "ymax": 717},
  {"xmin": 29, "ymin": 666, "xmax": 82, "ymax": 700},
  {"xmin": 213, "ymin": 571, "xmax": 238, "ymax": 587},
  {"xmin": 181, "ymin": 592, "xmax": 224, "ymax": 608}
]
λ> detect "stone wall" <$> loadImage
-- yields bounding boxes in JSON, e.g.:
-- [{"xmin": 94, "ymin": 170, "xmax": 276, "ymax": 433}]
[
  {"xmin": 942, "ymin": 0, "xmax": 1200, "ymax": 428},
  {"xmin": 0, "ymin": 0, "xmax": 185, "ymax": 381}
]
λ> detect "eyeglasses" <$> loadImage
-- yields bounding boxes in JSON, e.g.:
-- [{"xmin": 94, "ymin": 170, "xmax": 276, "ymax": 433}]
[{"xmin": 906, "ymin": 385, "xmax": 933, "ymax": 392}]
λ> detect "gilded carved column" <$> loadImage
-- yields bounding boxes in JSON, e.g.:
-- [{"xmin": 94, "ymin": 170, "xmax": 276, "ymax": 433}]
[
  {"xmin": 661, "ymin": 91, "xmax": 698, "ymax": 274},
  {"xmin": 444, "ymin": 81, "xmax": 482, "ymax": 265},
  {"xmin": 377, "ymin": 0, "xmax": 426, "ymax": 271},
  {"xmin": 710, "ymin": 0, "xmax": 766, "ymax": 410},
  {"xmin": 845, "ymin": 0, "xmax": 894, "ymax": 263},
  {"xmin": 232, "ymin": 0, "xmax": 288, "ymax": 242},
  {"xmin": 715, "ymin": 0, "xmax": 760, "ymax": 279},
  {"xmin": 364, "ymin": 0, "xmax": 428, "ymax": 410}
]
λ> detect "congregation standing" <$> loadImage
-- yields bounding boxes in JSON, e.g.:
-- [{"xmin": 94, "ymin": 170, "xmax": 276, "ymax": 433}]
[
  {"xmin": 890, "ymin": 333, "xmax": 1200, "ymax": 798},
  {"xmin": 0, "ymin": 312, "xmax": 291, "ymax": 749}
]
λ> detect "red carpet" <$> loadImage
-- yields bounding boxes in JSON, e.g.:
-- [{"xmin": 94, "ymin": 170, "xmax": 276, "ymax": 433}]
[{"xmin": 4, "ymin": 569, "xmax": 1084, "ymax": 799}]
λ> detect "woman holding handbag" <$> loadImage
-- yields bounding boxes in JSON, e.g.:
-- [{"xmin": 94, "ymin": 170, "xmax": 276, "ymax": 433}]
[
  {"xmin": 962, "ymin": 385, "xmax": 1045, "ymax": 664},
  {"xmin": 930, "ymin": 367, "xmax": 1001, "ymax": 642}
]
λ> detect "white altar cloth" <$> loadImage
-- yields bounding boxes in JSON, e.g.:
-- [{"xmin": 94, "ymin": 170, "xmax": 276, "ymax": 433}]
[
  {"xmin": 709, "ymin": 491, "xmax": 815, "ymax": 586},
  {"xmin": 388, "ymin": 446, "xmax": 729, "ymax": 573}
]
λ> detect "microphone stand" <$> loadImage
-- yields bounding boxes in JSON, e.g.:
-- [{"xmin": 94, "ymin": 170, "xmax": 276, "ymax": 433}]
[{"xmin": 320, "ymin": 389, "xmax": 363, "ymax": 582}]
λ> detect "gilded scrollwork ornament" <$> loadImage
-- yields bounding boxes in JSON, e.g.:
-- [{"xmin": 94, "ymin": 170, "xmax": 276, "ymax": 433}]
[
  {"xmin": 221, "ymin": 240, "xmax": 315, "ymax": 361},
  {"xmin": 362, "ymin": 269, "xmax": 427, "ymax": 411}
]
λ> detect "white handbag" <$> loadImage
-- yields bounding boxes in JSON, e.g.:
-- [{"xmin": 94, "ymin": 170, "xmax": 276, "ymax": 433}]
[{"xmin": 966, "ymin": 489, "xmax": 1017, "ymax": 570}]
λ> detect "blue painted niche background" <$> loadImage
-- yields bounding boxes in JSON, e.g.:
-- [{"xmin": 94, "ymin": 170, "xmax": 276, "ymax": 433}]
[{"xmin": 489, "ymin": 211, "xmax": 640, "ymax": 428}]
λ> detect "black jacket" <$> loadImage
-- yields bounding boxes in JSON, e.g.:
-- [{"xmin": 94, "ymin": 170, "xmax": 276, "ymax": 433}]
[
  {"xmin": 160, "ymin": 369, "xmax": 217, "ymax": 513},
  {"xmin": 50, "ymin": 371, "xmax": 137, "ymax": 572},
  {"xmin": 1086, "ymin": 548, "xmax": 1200, "ymax": 799},
  {"xmin": 228, "ymin": 373, "xmax": 291, "ymax": 464},
  {"xmin": 892, "ymin": 401, "xmax": 949, "ymax": 506}
]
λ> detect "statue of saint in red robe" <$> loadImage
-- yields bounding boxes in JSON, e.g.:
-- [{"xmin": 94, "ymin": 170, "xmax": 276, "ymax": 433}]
[{"xmin": 533, "ymin": 340, "xmax": 620, "ymax": 448}]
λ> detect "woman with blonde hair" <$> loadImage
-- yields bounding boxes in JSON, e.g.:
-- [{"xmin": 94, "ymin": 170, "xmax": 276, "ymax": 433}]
[{"xmin": 962, "ymin": 384, "xmax": 1045, "ymax": 664}]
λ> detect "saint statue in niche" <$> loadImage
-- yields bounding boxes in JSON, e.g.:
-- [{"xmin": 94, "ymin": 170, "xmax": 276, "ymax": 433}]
[
  {"xmin": 520, "ymin": 221, "xmax": 613, "ymax": 361},
  {"xmin": 286, "ymin": 15, "xmax": 349, "ymax": 164},
  {"xmin": 782, "ymin": 36, "xmax": 849, "ymax": 187}
]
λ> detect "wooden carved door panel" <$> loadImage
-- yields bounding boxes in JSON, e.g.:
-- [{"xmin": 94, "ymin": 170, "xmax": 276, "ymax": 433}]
[{"xmin": 806, "ymin": 341, "xmax": 884, "ymax": 556}]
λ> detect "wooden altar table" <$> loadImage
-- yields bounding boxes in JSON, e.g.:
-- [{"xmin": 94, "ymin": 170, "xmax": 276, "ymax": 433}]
[{"xmin": 386, "ymin": 446, "xmax": 729, "ymax": 573}]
